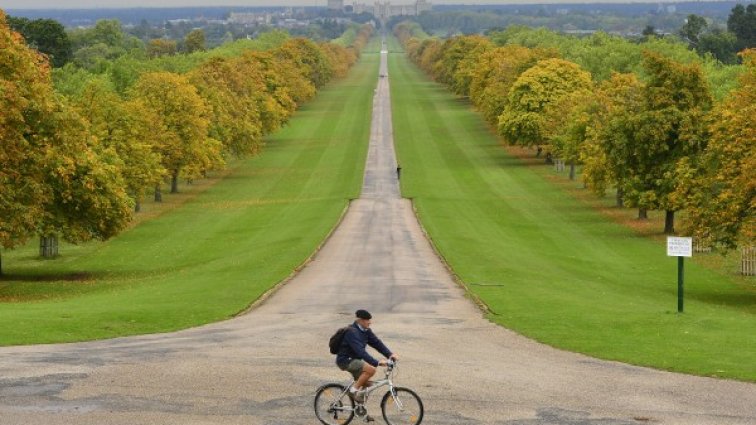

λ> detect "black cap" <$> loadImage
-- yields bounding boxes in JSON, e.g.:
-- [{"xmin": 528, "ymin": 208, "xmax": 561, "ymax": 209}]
[{"xmin": 355, "ymin": 309, "xmax": 372, "ymax": 320}]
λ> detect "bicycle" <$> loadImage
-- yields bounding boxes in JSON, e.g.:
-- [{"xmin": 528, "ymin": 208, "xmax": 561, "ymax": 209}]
[{"xmin": 314, "ymin": 360, "xmax": 424, "ymax": 425}]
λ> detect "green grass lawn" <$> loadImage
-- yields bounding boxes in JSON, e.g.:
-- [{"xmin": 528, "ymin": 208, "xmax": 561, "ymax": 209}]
[
  {"xmin": 388, "ymin": 37, "xmax": 756, "ymax": 382},
  {"xmin": 0, "ymin": 40, "xmax": 380, "ymax": 346}
]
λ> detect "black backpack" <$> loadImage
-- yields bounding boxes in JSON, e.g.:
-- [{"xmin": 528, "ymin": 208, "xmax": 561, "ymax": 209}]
[{"xmin": 329, "ymin": 326, "xmax": 351, "ymax": 355}]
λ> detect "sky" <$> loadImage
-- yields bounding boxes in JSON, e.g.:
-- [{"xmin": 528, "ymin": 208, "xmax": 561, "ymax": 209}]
[{"xmin": 0, "ymin": 0, "xmax": 700, "ymax": 9}]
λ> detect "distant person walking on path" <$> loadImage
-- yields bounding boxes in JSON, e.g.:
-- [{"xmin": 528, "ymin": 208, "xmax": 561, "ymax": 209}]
[
  {"xmin": 396, "ymin": 165, "xmax": 402, "ymax": 180},
  {"xmin": 335, "ymin": 310, "xmax": 398, "ymax": 403}
]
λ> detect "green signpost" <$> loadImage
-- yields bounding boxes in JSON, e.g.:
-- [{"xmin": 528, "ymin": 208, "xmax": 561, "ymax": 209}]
[{"xmin": 667, "ymin": 237, "xmax": 693, "ymax": 313}]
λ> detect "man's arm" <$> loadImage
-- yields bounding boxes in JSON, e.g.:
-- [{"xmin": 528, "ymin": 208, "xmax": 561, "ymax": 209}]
[{"xmin": 366, "ymin": 330, "xmax": 392, "ymax": 360}]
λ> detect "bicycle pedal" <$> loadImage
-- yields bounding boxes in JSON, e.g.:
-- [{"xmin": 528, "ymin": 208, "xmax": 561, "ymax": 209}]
[
  {"xmin": 355, "ymin": 405, "xmax": 367, "ymax": 417},
  {"xmin": 363, "ymin": 415, "xmax": 375, "ymax": 422}
]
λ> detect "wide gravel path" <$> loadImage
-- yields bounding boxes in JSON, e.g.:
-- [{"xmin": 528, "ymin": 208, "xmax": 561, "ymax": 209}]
[{"xmin": 0, "ymin": 40, "xmax": 754, "ymax": 425}]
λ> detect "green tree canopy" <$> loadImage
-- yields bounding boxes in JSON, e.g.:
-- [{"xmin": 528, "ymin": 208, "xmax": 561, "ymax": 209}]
[
  {"xmin": 188, "ymin": 57, "xmax": 264, "ymax": 158},
  {"xmin": 498, "ymin": 58, "xmax": 592, "ymax": 147},
  {"xmin": 74, "ymin": 79, "xmax": 166, "ymax": 209},
  {"xmin": 7, "ymin": 16, "xmax": 71, "ymax": 67},
  {"xmin": 1, "ymin": 11, "xmax": 55, "ymax": 248},
  {"xmin": 728, "ymin": 4, "xmax": 756, "ymax": 52},
  {"xmin": 624, "ymin": 52, "xmax": 713, "ymax": 232},
  {"xmin": 679, "ymin": 14, "xmax": 708, "ymax": 47},
  {"xmin": 184, "ymin": 29, "xmax": 206, "ymax": 53},
  {"xmin": 129, "ymin": 71, "xmax": 221, "ymax": 194}
]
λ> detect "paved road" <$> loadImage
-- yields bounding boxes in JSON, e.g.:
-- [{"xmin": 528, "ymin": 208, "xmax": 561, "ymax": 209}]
[{"xmin": 1, "ymin": 42, "xmax": 755, "ymax": 425}]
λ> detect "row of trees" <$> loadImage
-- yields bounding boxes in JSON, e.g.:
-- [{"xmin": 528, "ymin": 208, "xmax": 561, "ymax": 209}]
[
  {"xmin": 395, "ymin": 21, "xmax": 753, "ymax": 252},
  {"xmin": 0, "ymin": 10, "xmax": 373, "ymax": 267},
  {"xmin": 6, "ymin": 11, "xmax": 376, "ymax": 70}
]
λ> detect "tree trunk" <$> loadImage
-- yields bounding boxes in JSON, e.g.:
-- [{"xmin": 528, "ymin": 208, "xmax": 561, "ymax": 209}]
[
  {"xmin": 154, "ymin": 184, "xmax": 162, "ymax": 202},
  {"xmin": 664, "ymin": 210, "xmax": 675, "ymax": 234},
  {"xmin": 0, "ymin": 251, "xmax": 3, "ymax": 277},
  {"xmin": 39, "ymin": 235, "xmax": 59, "ymax": 258},
  {"xmin": 135, "ymin": 199, "xmax": 141, "ymax": 213},
  {"xmin": 638, "ymin": 208, "xmax": 648, "ymax": 220},
  {"xmin": 569, "ymin": 161, "xmax": 576, "ymax": 181},
  {"xmin": 616, "ymin": 187, "xmax": 624, "ymax": 208},
  {"xmin": 171, "ymin": 170, "xmax": 179, "ymax": 193}
]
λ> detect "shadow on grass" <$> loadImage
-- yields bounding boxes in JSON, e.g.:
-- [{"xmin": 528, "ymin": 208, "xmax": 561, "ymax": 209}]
[
  {"xmin": 0, "ymin": 272, "xmax": 96, "ymax": 283},
  {"xmin": 688, "ymin": 290, "xmax": 756, "ymax": 311}
]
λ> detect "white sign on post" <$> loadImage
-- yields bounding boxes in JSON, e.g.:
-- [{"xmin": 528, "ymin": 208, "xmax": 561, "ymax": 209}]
[{"xmin": 667, "ymin": 237, "xmax": 693, "ymax": 257}]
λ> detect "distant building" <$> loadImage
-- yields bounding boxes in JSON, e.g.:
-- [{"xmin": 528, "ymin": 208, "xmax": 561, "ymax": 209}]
[
  {"xmin": 228, "ymin": 12, "xmax": 271, "ymax": 25},
  {"xmin": 416, "ymin": 0, "xmax": 431, "ymax": 14},
  {"xmin": 328, "ymin": 0, "xmax": 345, "ymax": 10},
  {"xmin": 353, "ymin": 3, "xmax": 368, "ymax": 14},
  {"xmin": 352, "ymin": 1, "xmax": 431, "ymax": 19}
]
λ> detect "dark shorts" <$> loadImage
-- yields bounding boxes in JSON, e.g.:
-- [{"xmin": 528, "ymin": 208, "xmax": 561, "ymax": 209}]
[{"xmin": 338, "ymin": 359, "xmax": 365, "ymax": 380}]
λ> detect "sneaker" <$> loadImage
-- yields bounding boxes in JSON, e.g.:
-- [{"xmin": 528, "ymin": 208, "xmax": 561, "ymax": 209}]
[
  {"xmin": 351, "ymin": 389, "xmax": 366, "ymax": 403},
  {"xmin": 364, "ymin": 415, "xmax": 375, "ymax": 422}
]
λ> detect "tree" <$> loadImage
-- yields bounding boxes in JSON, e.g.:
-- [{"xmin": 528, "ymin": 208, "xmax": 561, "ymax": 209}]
[
  {"xmin": 236, "ymin": 50, "xmax": 301, "ymax": 133},
  {"xmin": 74, "ymin": 79, "xmax": 166, "ymax": 211},
  {"xmin": 416, "ymin": 38, "xmax": 444, "ymax": 76},
  {"xmin": 727, "ymin": 4, "xmax": 756, "ymax": 52},
  {"xmin": 698, "ymin": 29, "xmax": 739, "ymax": 64},
  {"xmin": 434, "ymin": 35, "xmax": 491, "ymax": 94},
  {"xmin": 469, "ymin": 45, "xmax": 557, "ymax": 126},
  {"xmin": 129, "ymin": 72, "xmax": 221, "ymax": 195},
  {"xmin": 146, "ymin": 38, "xmax": 177, "ymax": 58},
  {"xmin": 676, "ymin": 49, "xmax": 755, "ymax": 249},
  {"xmin": 498, "ymin": 58, "xmax": 592, "ymax": 148},
  {"xmin": 319, "ymin": 42, "xmax": 357, "ymax": 78},
  {"xmin": 7, "ymin": 16, "xmax": 72, "ymax": 67},
  {"xmin": 581, "ymin": 73, "xmax": 644, "ymax": 208},
  {"xmin": 623, "ymin": 52, "xmax": 712, "ymax": 233},
  {"xmin": 184, "ymin": 29, "xmax": 206, "ymax": 53},
  {"xmin": 275, "ymin": 38, "xmax": 333, "ymax": 88},
  {"xmin": 3, "ymin": 13, "xmax": 131, "ymax": 260},
  {"xmin": 68, "ymin": 19, "xmax": 143, "ymax": 69},
  {"xmin": 1, "ymin": 10, "xmax": 55, "ymax": 251},
  {"xmin": 543, "ymin": 88, "xmax": 595, "ymax": 180},
  {"xmin": 188, "ymin": 57, "xmax": 264, "ymax": 158},
  {"xmin": 35, "ymin": 99, "xmax": 134, "ymax": 255},
  {"xmin": 679, "ymin": 14, "xmax": 708, "ymax": 47}
]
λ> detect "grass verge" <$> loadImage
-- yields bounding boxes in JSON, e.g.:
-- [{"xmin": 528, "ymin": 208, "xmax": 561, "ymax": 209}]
[
  {"xmin": 0, "ymin": 39, "xmax": 380, "ymax": 346},
  {"xmin": 388, "ymin": 37, "xmax": 756, "ymax": 382}
]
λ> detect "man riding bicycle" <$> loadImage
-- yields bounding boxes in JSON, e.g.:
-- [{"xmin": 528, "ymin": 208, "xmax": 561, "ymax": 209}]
[{"xmin": 336, "ymin": 310, "xmax": 399, "ymax": 404}]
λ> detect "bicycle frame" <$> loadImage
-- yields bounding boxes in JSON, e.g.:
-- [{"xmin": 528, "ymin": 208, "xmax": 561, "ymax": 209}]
[
  {"xmin": 348, "ymin": 371, "xmax": 394, "ymax": 403},
  {"xmin": 331, "ymin": 363, "xmax": 398, "ymax": 411}
]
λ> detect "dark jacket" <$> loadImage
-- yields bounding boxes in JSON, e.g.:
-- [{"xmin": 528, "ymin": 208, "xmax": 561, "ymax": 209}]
[{"xmin": 336, "ymin": 322, "xmax": 392, "ymax": 368}]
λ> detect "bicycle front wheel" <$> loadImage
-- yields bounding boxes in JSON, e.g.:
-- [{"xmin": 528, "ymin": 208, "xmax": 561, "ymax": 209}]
[
  {"xmin": 314, "ymin": 383, "xmax": 355, "ymax": 425},
  {"xmin": 381, "ymin": 387, "xmax": 424, "ymax": 425}
]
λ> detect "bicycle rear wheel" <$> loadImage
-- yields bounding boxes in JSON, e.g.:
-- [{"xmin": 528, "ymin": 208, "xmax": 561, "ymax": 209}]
[
  {"xmin": 381, "ymin": 387, "xmax": 424, "ymax": 425},
  {"xmin": 314, "ymin": 383, "xmax": 355, "ymax": 425}
]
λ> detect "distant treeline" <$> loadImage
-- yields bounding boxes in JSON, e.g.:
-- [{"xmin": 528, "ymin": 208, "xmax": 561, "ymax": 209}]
[
  {"xmin": 4, "ymin": 6, "xmax": 299, "ymax": 26},
  {"xmin": 394, "ymin": 1, "xmax": 749, "ymax": 38},
  {"xmin": 432, "ymin": 2, "xmax": 740, "ymax": 20}
]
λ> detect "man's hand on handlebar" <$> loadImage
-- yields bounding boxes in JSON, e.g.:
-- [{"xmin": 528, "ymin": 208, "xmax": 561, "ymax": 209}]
[{"xmin": 379, "ymin": 354, "xmax": 398, "ymax": 367}]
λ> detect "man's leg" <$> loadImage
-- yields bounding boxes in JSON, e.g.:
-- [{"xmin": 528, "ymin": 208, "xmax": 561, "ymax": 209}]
[{"xmin": 354, "ymin": 363, "xmax": 376, "ymax": 390}]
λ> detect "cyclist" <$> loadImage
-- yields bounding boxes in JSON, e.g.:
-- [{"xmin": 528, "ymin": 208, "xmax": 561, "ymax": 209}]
[{"xmin": 336, "ymin": 309, "xmax": 399, "ymax": 405}]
